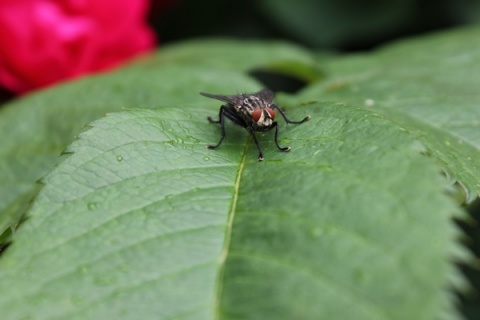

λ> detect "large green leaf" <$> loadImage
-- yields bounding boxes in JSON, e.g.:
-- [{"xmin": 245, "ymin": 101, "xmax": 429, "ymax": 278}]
[
  {"xmin": 0, "ymin": 40, "xmax": 318, "ymax": 234},
  {"xmin": 0, "ymin": 105, "xmax": 464, "ymax": 319},
  {"xmin": 298, "ymin": 26, "xmax": 480, "ymax": 201}
]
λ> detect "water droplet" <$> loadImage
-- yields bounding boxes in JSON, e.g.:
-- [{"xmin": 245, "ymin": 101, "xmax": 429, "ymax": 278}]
[
  {"xmin": 364, "ymin": 99, "xmax": 375, "ymax": 107},
  {"xmin": 203, "ymin": 156, "xmax": 210, "ymax": 161},
  {"xmin": 87, "ymin": 202, "xmax": 98, "ymax": 210},
  {"xmin": 187, "ymin": 135, "xmax": 201, "ymax": 143},
  {"xmin": 116, "ymin": 155, "xmax": 123, "ymax": 162}
]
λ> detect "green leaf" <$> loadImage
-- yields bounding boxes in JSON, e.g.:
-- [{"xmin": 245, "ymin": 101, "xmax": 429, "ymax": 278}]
[
  {"xmin": 298, "ymin": 26, "xmax": 480, "ymax": 201},
  {"xmin": 0, "ymin": 40, "xmax": 317, "ymax": 234},
  {"xmin": 153, "ymin": 39, "xmax": 321, "ymax": 82},
  {"xmin": 0, "ymin": 105, "xmax": 464, "ymax": 319}
]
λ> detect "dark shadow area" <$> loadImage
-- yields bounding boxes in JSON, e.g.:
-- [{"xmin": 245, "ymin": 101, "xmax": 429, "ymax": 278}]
[
  {"xmin": 151, "ymin": 0, "xmax": 480, "ymax": 52},
  {"xmin": 0, "ymin": 242, "xmax": 10, "ymax": 257},
  {"xmin": 248, "ymin": 70, "xmax": 309, "ymax": 94},
  {"xmin": 0, "ymin": 226, "xmax": 12, "ymax": 258},
  {"xmin": 150, "ymin": 0, "xmax": 282, "ymax": 45},
  {"xmin": 0, "ymin": 87, "xmax": 14, "ymax": 107},
  {"xmin": 457, "ymin": 197, "xmax": 480, "ymax": 320}
]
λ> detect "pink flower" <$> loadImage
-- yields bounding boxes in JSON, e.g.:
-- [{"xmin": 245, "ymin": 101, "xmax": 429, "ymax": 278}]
[{"xmin": 0, "ymin": 0, "xmax": 157, "ymax": 94}]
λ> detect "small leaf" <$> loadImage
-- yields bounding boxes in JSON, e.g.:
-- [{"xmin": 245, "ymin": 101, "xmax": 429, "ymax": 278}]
[{"xmin": 0, "ymin": 105, "xmax": 463, "ymax": 319}]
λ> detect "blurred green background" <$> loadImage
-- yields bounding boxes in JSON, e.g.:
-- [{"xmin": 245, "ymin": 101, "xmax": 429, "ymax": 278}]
[
  {"xmin": 151, "ymin": 0, "xmax": 480, "ymax": 51},
  {"xmin": 2, "ymin": 0, "xmax": 480, "ymax": 100}
]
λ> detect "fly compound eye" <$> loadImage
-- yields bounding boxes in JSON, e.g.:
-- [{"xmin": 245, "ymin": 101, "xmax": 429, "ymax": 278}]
[
  {"xmin": 266, "ymin": 107, "xmax": 276, "ymax": 119},
  {"xmin": 252, "ymin": 108, "xmax": 263, "ymax": 123}
]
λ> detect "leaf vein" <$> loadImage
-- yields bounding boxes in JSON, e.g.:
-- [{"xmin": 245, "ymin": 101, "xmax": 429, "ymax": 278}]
[{"xmin": 213, "ymin": 138, "xmax": 250, "ymax": 319}]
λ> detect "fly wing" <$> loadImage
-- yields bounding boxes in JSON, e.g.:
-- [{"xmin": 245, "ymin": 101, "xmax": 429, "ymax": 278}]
[
  {"xmin": 200, "ymin": 88, "xmax": 274, "ymax": 105},
  {"xmin": 253, "ymin": 88, "xmax": 274, "ymax": 103},
  {"xmin": 199, "ymin": 92, "xmax": 243, "ymax": 105}
]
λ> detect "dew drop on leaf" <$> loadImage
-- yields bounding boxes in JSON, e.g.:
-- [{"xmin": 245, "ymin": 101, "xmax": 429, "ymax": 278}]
[
  {"xmin": 187, "ymin": 135, "xmax": 201, "ymax": 143},
  {"xmin": 364, "ymin": 99, "xmax": 375, "ymax": 107},
  {"xmin": 87, "ymin": 202, "xmax": 97, "ymax": 210}
]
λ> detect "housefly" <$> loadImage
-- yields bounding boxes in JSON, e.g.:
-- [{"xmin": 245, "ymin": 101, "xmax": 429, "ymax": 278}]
[{"xmin": 201, "ymin": 89, "xmax": 310, "ymax": 161}]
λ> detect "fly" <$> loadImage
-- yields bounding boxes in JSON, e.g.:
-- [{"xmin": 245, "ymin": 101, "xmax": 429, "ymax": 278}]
[{"xmin": 201, "ymin": 88, "xmax": 310, "ymax": 161}]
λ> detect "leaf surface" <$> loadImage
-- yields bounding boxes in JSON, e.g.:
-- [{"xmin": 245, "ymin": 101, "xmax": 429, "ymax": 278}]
[
  {"xmin": 298, "ymin": 26, "xmax": 480, "ymax": 200},
  {"xmin": 0, "ymin": 105, "xmax": 462, "ymax": 319}
]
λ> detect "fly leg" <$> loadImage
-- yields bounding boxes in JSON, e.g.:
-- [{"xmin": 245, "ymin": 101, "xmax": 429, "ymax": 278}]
[
  {"xmin": 207, "ymin": 106, "xmax": 227, "ymax": 149},
  {"xmin": 246, "ymin": 127, "xmax": 264, "ymax": 161},
  {"xmin": 272, "ymin": 122, "xmax": 291, "ymax": 152},
  {"xmin": 272, "ymin": 104, "xmax": 311, "ymax": 124}
]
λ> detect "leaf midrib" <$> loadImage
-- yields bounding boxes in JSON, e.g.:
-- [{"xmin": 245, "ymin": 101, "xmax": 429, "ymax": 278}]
[{"xmin": 214, "ymin": 139, "xmax": 251, "ymax": 319}]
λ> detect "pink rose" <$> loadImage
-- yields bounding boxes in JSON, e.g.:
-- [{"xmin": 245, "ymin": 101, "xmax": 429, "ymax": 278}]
[{"xmin": 0, "ymin": 0, "xmax": 157, "ymax": 94}]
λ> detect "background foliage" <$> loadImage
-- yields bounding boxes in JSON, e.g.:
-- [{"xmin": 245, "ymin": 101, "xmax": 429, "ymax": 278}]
[{"xmin": 153, "ymin": 0, "xmax": 480, "ymax": 50}]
